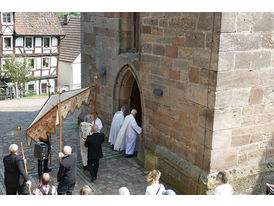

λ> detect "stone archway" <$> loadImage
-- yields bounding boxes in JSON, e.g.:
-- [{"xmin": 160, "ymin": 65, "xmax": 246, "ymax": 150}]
[{"xmin": 114, "ymin": 64, "xmax": 142, "ymax": 126}]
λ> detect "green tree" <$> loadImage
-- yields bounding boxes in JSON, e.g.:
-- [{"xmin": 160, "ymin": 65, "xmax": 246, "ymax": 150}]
[{"xmin": 1, "ymin": 54, "xmax": 32, "ymax": 97}]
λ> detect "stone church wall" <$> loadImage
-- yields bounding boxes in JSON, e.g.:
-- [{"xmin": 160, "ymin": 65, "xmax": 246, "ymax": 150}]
[
  {"xmin": 208, "ymin": 13, "xmax": 274, "ymax": 194},
  {"xmin": 81, "ymin": 12, "xmax": 274, "ymax": 194}
]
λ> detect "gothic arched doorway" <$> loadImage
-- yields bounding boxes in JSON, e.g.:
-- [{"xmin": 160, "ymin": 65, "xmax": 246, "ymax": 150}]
[{"xmin": 114, "ymin": 65, "xmax": 142, "ymax": 127}]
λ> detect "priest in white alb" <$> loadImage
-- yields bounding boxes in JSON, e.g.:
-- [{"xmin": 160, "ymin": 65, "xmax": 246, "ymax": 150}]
[
  {"xmin": 108, "ymin": 105, "xmax": 128, "ymax": 150},
  {"xmin": 114, "ymin": 109, "xmax": 142, "ymax": 158}
]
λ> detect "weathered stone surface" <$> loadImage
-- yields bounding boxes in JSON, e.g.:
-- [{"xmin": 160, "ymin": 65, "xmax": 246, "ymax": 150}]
[
  {"xmin": 263, "ymin": 87, "xmax": 274, "ymax": 103},
  {"xmin": 178, "ymin": 47, "xmax": 193, "ymax": 61},
  {"xmin": 219, "ymin": 33, "xmax": 261, "ymax": 52},
  {"xmin": 232, "ymin": 88, "xmax": 250, "ymax": 107},
  {"xmin": 213, "ymin": 108, "xmax": 241, "ymax": 130},
  {"xmin": 215, "ymin": 89, "xmax": 233, "ymax": 108},
  {"xmin": 188, "ymin": 66, "xmax": 200, "ymax": 83},
  {"xmin": 231, "ymin": 135, "xmax": 250, "ymax": 147},
  {"xmin": 84, "ymin": 32, "xmax": 96, "ymax": 46},
  {"xmin": 197, "ymin": 12, "xmax": 213, "ymax": 31},
  {"xmin": 152, "ymin": 44, "xmax": 165, "ymax": 56},
  {"xmin": 211, "ymin": 129, "xmax": 232, "ymax": 149},
  {"xmin": 217, "ymin": 70, "xmax": 258, "ymax": 89},
  {"xmin": 221, "ymin": 12, "xmax": 236, "ymax": 32},
  {"xmin": 185, "ymin": 84, "xmax": 208, "ymax": 106},
  {"xmin": 236, "ymin": 13, "xmax": 252, "ymax": 32},
  {"xmin": 172, "ymin": 37, "xmax": 185, "ymax": 47},
  {"xmin": 249, "ymin": 87, "xmax": 263, "ymax": 104},
  {"xmin": 165, "ymin": 46, "xmax": 178, "ymax": 58},
  {"xmin": 142, "ymin": 25, "xmax": 151, "ymax": 34},
  {"xmin": 169, "ymin": 69, "xmax": 180, "ymax": 80},
  {"xmin": 192, "ymin": 49, "xmax": 211, "ymax": 69},
  {"xmin": 252, "ymin": 13, "xmax": 274, "ymax": 32},
  {"xmin": 142, "ymin": 43, "xmax": 152, "ymax": 54},
  {"xmin": 185, "ymin": 32, "xmax": 205, "ymax": 48},
  {"xmin": 169, "ymin": 17, "xmax": 197, "ymax": 30},
  {"xmin": 218, "ymin": 51, "xmax": 234, "ymax": 71},
  {"xmin": 172, "ymin": 59, "xmax": 189, "ymax": 71},
  {"xmin": 151, "ymin": 27, "xmax": 163, "ymax": 36}
]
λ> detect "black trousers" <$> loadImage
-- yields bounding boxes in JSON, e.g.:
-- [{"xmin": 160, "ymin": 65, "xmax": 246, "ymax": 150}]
[
  {"xmin": 88, "ymin": 159, "xmax": 100, "ymax": 179},
  {"xmin": 5, "ymin": 183, "xmax": 29, "ymax": 195},
  {"xmin": 38, "ymin": 158, "xmax": 49, "ymax": 176},
  {"xmin": 57, "ymin": 182, "xmax": 75, "ymax": 195}
]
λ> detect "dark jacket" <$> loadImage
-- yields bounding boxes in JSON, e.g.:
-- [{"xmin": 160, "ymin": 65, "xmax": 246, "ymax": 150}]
[
  {"xmin": 57, "ymin": 153, "xmax": 76, "ymax": 184},
  {"xmin": 85, "ymin": 132, "xmax": 104, "ymax": 160},
  {"xmin": 3, "ymin": 154, "xmax": 29, "ymax": 187}
]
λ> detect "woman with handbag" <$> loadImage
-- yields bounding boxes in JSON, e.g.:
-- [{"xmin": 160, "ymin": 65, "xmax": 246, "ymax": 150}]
[{"xmin": 145, "ymin": 170, "xmax": 165, "ymax": 195}]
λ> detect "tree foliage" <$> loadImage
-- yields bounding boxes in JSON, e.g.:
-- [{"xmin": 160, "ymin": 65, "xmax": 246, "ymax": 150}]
[
  {"xmin": 56, "ymin": 12, "xmax": 80, "ymax": 18},
  {"xmin": 1, "ymin": 54, "xmax": 32, "ymax": 97}
]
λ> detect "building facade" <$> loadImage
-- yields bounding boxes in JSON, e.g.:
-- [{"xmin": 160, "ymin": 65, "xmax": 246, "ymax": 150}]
[
  {"xmin": 81, "ymin": 12, "xmax": 274, "ymax": 194},
  {"xmin": 58, "ymin": 15, "xmax": 81, "ymax": 91},
  {"xmin": 0, "ymin": 12, "xmax": 65, "ymax": 96}
]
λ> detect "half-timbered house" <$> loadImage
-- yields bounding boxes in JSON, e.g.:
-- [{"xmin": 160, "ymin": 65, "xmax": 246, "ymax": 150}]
[{"xmin": 0, "ymin": 12, "xmax": 65, "ymax": 96}]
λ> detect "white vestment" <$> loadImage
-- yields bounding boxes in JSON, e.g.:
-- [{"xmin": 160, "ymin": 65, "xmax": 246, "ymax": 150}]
[
  {"xmin": 79, "ymin": 122, "xmax": 92, "ymax": 166},
  {"xmin": 90, "ymin": 116, "xmax": 103, "ymax": 132},
  {"xmin": 108, "ymin": 111, "xmax": 124, "ymax": 145},
  {"xmin": 114, "ymin": 114, "xmax": 142, "ymax": 155}
]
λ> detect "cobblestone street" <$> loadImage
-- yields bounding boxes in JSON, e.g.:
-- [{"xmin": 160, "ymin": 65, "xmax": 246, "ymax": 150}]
[{"xmin": 0, "ymin": 97, "xmax": 171, "ymax": 195}]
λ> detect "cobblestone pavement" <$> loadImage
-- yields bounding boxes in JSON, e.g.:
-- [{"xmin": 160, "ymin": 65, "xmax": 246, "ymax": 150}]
[{"xmin": 0, "ymin": 97, "xmax": 171, "ymax": 195}]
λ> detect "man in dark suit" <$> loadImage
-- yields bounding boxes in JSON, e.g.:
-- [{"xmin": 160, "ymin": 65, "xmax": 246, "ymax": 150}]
[
  {"xmin": 3, "ymin": 144, "xmax": 32, "ymax": 195},
  {"xmin": 57, "ymin": 145, "xmax": 76, "ymax": 195},
  {"xmin": 85, "ymin": 124, "xmax": 104, "ymax": 182}
]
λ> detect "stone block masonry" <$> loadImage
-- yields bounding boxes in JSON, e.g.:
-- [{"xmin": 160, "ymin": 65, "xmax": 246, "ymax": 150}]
[{"xmin": 81, "ymin": 12, "xmax": 274, "ymax": 195}]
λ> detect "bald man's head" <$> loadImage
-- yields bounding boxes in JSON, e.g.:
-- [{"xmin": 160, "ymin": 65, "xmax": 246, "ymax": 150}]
[
  {"xmin": 41, "ymin": 173, "xmax": 51, "ymax": 185},
  {"xmin": 131, "ymin": 109, "xmax": 137, "ymax": 117}
]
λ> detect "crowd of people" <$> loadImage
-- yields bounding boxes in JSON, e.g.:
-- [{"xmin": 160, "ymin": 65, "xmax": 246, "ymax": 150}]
[{"xmin": 2, "ymin": 105, "xmax": 235, "ymax": 195}]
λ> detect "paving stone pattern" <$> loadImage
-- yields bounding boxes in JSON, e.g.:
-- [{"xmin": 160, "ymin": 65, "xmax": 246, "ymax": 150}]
[{"xmin": 0, "ymin": 97, "xmax": 170, "ymax": 195}]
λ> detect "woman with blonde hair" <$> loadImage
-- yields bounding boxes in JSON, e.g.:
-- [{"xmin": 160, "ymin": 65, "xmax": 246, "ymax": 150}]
[
  {"xmin": 145, "ymin": 170, "xmax": 165, "ymax": 195},
  {"xmin": 79, "ymin": 185, "xmax": 93, "ymax": 195}
]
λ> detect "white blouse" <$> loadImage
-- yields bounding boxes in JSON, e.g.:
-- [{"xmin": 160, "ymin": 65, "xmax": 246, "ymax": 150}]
[
  {"xmin": 214, "ymin": 184, "xmax": 234, "ymax": 195},
  {"xmin": 145, "ymin": 183, "xmax": 165, "ymax": 195}
]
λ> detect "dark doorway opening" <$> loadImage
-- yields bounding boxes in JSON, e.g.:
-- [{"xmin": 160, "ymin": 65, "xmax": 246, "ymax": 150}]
[{"xmin": 130, "ymin": 80, "xmax": 142, "ymax": 127}]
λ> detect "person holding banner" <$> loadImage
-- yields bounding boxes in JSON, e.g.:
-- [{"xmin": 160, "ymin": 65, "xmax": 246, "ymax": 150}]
[
  {"xmin": 79, "ymin": 115, "xmax": 93, "ymax": 170},
  {"xmin": 3, "ymin": 144, "xmax": 32, "ymax": 195}
]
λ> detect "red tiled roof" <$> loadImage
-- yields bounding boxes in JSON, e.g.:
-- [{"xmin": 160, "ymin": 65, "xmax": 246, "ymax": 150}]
[
  {"xmin": 58, "ymin": 16, "xmax": 80, "ymax": 63},
  {"xmin": 14, "ymin": 12, "xmax": 65, "ymax": 36}
]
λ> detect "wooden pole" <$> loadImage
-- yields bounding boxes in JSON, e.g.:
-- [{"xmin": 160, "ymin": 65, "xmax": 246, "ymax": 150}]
[
  {"xmin": 47, "ymin": 83, "xmax": 52, "ymax": 165},
  {"xmin": 57, "ymin": 89, "xmax": 62, "ymax": 163},
  {"xmin": 16, "ymin": 126, "xmax": 32, "ymax": 195},
  {"xmin": 93, "ymin": 74, "xmax": 98, "ymax": 123}
]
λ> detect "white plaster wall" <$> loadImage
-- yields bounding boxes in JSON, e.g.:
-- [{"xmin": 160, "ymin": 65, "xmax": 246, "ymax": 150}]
[
  {"xmin": 51, "ymin": 56, "xmax": 57, "ymax": 67},
  {"xmin": 58, "ymin": 61, "xmax": 73, "ymax": 89},
  {"xmin": 72, "ymin": 54, "xmax": 81, "ymax": 89},
  {"xmin": 35, "ymin": 38, "xmax": 41, "ymax": 47},
  {"xmin": 15, "ymin": 37, "xmax": 23, "ymax": 46},
  {"xmin": 37, "ymin": 57, "xmax": 41, "ymax": 69}
]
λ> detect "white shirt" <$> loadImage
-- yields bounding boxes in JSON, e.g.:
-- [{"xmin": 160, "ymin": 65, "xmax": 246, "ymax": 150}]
[
  {"xmin": 145, "ymin": 183, "xmax": 165, "ymax": 195},
  {"xmin": 214, "ymin": 184, "xmax": 234, "ymax": 195}
]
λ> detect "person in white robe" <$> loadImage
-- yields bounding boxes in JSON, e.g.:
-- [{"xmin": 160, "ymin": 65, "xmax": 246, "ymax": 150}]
[
  {"xmin": 79, "ymin": 113, "xmax": 103, "ymax": 169},
  {"xmin": 108, "ymin": 105, "xmax": 128, "ymax": 150},
  {"xmin": 89, "ymin": 113, "xmax": 103, "ymax": 132},
  {"xmin": 114, "ymin": 109, "xmax": 142, "ymax": 157},
  {"xmin": 79, "ymin": 115, "xmax": 93, "ymax": 170}
]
